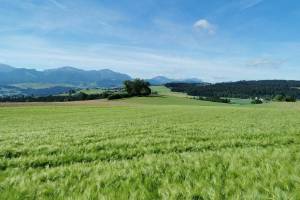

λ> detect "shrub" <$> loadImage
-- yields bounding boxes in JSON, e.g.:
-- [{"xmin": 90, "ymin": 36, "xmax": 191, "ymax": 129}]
[
  {"xmin": 101, "ymin": 91, "xmax": 113, "ymax": 98},
  {"xmin": 197, "ymin": 96, "xmax": 231, "ymax": 103},
  {"xmin": 251, "ymin": 99, "xmax": 263, "ymax": 104},
  {"xmin": 274, "ymin": 94, "xmax": 286, "ymax": 101},
  {"xmin": 274, "ymin": 94, "xmax": 297, "ymax": 102},
  {"xmin": 76, "ymin": 92, "xmax": 88, "ymax": 100},
  {"xmin": 108, "ymin": 93, "xmax": 130, "ymax": 100},
  {"xmin": 285, "ymin": 96, "xmax": 297, "ymax": 102}
]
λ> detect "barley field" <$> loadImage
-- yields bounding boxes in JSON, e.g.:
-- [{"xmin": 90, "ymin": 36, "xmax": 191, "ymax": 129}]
[{"xmin": 0, "ymin": 87, "xmax": 300, "ymax": 199}]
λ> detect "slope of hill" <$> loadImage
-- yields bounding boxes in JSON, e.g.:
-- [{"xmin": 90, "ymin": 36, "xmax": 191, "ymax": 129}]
[{"xmin": 0, "ymin": 64, "xmax": 132, "ymax": 87}]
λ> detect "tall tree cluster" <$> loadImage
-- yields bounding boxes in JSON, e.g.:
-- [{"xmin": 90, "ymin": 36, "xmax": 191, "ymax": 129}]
[{"xmin": 124, "ymin": 79, "xmax": 151, "ymax": 96}]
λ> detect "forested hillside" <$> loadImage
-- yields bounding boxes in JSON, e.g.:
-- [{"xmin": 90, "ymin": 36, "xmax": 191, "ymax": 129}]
[{"xmin": 166, "ymin": 80, "xmax": 300, "ymax": 99}]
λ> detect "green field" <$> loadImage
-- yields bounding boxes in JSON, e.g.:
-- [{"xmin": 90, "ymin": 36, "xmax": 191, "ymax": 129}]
[
  {"xmin": 150, "ymin": 86, "xmax": 190, "ymax": 97},
  {"xmin": 0, "ymin": 87, "xmax": 300, "ymax": 199},
  {"xmin": 79, "ymin": 88, "xmax": 105, "ymax": 95}
]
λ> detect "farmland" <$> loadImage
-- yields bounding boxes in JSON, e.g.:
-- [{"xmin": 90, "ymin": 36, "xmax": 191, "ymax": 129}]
[{"xmin": 0, "ymin": 87, "xmax": 300, "ymax": 199}]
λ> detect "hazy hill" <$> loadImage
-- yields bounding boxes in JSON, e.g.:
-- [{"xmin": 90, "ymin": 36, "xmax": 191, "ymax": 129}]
[
  {"xmin": 148, "ymin": 76, "xmax": 203, "ymax": 85},
  {"xmin": 0, "ymin": 64, "xmax": 132, "ymax": 87}
]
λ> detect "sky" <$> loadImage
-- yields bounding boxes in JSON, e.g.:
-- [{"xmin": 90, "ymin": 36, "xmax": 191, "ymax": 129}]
[{"xmin": 0, "ymin": 0, "xmax": 300, "ymax": 82}]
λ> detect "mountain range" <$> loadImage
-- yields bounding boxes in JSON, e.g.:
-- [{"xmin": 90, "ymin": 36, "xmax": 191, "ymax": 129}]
[
  {"xmin": 0, "ymin": 64, "xmax": 131, "ymax": 87},
  {"xmin": 0, "ymin": 64, "xmax": 203, "ymax": 87}
]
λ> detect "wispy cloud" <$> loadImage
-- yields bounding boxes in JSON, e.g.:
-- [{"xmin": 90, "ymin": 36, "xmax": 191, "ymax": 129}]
[
  {"xmin": 240, "ymin": 0, "xmax": 264, "ymax": 10},
  {"xmin": 193, "ymin": 19, "xmax": 216, "ymax": 34},
  {"xmin": 48, "ymin": 0, "xmax": 67, "ymax": 10},
  {"xmin": 246, "ymin": 57, "xmax": 286, "ymax": 69}
]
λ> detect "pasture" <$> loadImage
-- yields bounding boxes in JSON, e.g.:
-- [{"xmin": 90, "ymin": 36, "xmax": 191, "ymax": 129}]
[{"xmin": 0, "ymin": 87, "xmax": 299, "ymax": 199}]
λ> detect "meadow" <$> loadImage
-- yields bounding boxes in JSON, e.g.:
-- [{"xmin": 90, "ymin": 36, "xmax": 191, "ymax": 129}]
[{"xmin": 0, "ymin": 87, "xmax": 299, "ymax": 199}]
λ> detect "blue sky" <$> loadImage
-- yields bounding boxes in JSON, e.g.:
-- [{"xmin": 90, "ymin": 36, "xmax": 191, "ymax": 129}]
[{"xmin": 0, "ymin": 0, "xmax": 300, "ymax": 81}]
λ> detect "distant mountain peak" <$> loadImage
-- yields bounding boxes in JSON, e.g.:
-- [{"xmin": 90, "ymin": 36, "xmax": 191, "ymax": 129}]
[
  {"xmin": 100, "ymin": 68, "xmax": 113, "ymax": 71},
  {"xmin": 152, "ymin": 75, "xmax": 168, "ymax": 78},
  {"xmin": 0, "ymin": 63, "xmax": 14, "ymax": 72},
  {"xmin": 147, "ymin": 76, "xmax": 174, "ymax": 85},
  {"xmin": 60, "ymin": 66, "xmax": 81, "ymax": 70},
  {"xmin": 45, "ymin": 66, "xmax": 83, "ymax": 72},
  {"xmin": 151, "ymin": 76, "xmax": 172, "ymax": 80},
  {"xmin": 179, "ymin": 78, "xmax": 203, "ymax": 83}
]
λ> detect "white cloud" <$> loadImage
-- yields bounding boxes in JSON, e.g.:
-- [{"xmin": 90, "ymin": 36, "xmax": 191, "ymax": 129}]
[{"xmin": 193, "ymin": 19, "xmax": 216, "ymax": 34}]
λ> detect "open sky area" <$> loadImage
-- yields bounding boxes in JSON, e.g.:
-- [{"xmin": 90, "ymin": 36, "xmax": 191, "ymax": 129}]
[{"xmin": 0, "ymin": 0, "xmax": 300, "ymax": 81}]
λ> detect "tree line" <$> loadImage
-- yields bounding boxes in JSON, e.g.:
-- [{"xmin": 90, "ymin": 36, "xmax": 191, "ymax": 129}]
[
  {"xmin": 0, "ymin": 92, "xmax": 111, "ymax": 102},
  {"xmin": 193, "ymin": 96, "xmax": 231, "ymax": 103},
  {"xmin": 0, "ymin": 79, "xmax": 152, "ymax": 102},
  {"xmin": 165, "ymin": 80, "xmax": 300, "ymax": 100}
]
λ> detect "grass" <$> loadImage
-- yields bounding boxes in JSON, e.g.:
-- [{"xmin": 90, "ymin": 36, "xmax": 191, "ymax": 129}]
[
  {"xmin": 151, "ymin": 86, "xmax": 190, "ymax": 97},
  {"xmin": 229, "ymin": 98, "xmax": 252, "ymax": 105},
  {"xmin": 151, "ymin": 86, "xmax": 254, "ymax": 105},
  {"xmin": 0, "ymin": 87, "xmax": 300, "ymax": 199},
  {"xmin": 79, "ymin": 88, "xmax": 105, "ymax": 94}
]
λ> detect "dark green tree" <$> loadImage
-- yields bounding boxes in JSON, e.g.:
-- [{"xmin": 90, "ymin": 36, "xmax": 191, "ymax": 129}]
[
  {"xmin": 124, "ymin": 79, "xmax": 151, "ymax": 96},
  {"xmin": 274, "ymin": 94, "xmax": 286, "ymax": 101},
  {"xmin": 285, "ymin": 95, "xmax": 297, "ymax": 102}
]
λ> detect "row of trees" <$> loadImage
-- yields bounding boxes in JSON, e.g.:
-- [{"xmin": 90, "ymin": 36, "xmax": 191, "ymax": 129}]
[
  {"xmin": 0, "ymin": 92, "xmax": 112, "ymax": 102},
  {"xmin": 0, "ymin": 79, "xmax": 152, "ymax": 102},
  {"xmin": 274, "ymin": 94, "xmax": 297, "ymax": 102},
  {"xmin": 194, "ymin": 96, "xmax": 231, "ymax": 103}
]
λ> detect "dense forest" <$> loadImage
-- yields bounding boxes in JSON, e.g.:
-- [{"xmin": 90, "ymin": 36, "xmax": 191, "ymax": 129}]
[{"xmin": 165, "ymin": 80, "xmax": 300, "ymax": 99}]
